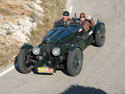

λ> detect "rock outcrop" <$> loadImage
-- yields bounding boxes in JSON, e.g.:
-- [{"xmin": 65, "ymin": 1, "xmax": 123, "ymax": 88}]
[{"xmin": 0, "ymin": 0, "xmax": 44, "ymax": 42}]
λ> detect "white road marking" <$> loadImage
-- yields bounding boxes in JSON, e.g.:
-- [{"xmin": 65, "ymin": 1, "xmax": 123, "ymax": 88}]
[
  {"xmin": 66, "ymin": 0, "xmax": 73, "ymax": 15},
  {"xmin": 66, "ymin": 0, "xmax": 72, "ymax": 9},
  {"xmin": 0, "ymin": 65, "xmax": 14, "ymax": 77},
  {"xmin": 69, "ymin": 6, "xmax": 73, "ymax": 15}
]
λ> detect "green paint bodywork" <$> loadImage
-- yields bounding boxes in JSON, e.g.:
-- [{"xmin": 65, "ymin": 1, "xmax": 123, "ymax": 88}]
[
  {"xmin": 21, "ymin": 22, "xmax": 104, "ymax": 73},
  {"xmin": 21, "ymin": 43, "xmax": 33, "ymax": 49},
  {"xmin": 94, "ymin": 22, "xmax": 104, "ymax": 34},
  {"xmin": 34, "ymin": 23, "xmax": 96, "ymax": 72}
]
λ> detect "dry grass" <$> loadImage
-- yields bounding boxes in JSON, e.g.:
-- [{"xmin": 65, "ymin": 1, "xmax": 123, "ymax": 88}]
[
  {"xmin": 0, "ymin": 36, "xmax": 23, "ymax": 69},
  {"xmin": 29, "ymin": 0, "xmax": 66, "ymax": 46},
  {"xmin": 0, "ymin": 8, "xmax": 17, "ymax": 16}
]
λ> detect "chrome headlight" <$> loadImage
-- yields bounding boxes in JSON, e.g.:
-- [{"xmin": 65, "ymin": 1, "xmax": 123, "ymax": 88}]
[
  {"xmin": 52, "ymin": 47, "xmax": 61, "ymax": 56},
  {"xmin": 32, "ymin": 46, "xmax": 41, "ymax": 55}
]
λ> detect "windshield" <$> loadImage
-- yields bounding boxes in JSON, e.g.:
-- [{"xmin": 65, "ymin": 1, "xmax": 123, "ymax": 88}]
[{"xmin": 54, "ymin": 21, "xmax": 81, "ymax": 28}]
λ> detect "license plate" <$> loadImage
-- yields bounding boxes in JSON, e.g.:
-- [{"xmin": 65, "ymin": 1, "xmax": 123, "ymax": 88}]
[{"xmin": 38, "ymin": 67, "xmax": 54, "ymax": 73}]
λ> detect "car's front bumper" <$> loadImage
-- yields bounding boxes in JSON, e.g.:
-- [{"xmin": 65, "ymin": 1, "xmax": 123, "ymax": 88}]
[{"xmin": 34, "ymin": 58, "xmax": 58, "ymax": 74}]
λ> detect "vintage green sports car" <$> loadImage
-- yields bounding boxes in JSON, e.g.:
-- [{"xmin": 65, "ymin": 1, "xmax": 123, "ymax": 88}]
[{"xmin": 17, "ymin": 19, "xmax": 106, "ymax": 76}]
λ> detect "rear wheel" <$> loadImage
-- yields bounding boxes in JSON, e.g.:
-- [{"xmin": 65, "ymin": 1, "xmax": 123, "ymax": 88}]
[
  {"xmin": 18, "ymin": 49, "xmax": 34, "ymax": 74},
  {"xmin": 95, "ymin": 23, "xmax": 106, "ymax": 47},
  {"xmin": 67, "ymin": 48, "xmax": 83, "ymax": 76}
]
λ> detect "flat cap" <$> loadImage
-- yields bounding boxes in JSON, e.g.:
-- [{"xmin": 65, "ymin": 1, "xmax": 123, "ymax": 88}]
[{"xmin": 63, "ymin": 11, "xmax": 70, "ymax": 16}]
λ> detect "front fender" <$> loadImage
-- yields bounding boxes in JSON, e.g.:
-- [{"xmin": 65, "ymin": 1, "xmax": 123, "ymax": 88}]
[
  {"xmin": 21, "ymin": 43, "xmax": 33, "ymax": 50},
  {"xmin": 94, "ymin": 22, "xmax": 105, "ymax": 34},
  {"xmin": 68, "ymin": 45, "xmax": 78, "ymax": 51}
]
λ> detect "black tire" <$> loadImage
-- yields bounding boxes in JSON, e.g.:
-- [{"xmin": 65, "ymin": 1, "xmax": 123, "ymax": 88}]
[
  {"xmin": 95, "ymin": 23, "xmax": 106, "ymax": 47},
  {"xmin": 18, "ymin": 49, "xmax": 34, "ymax": 74},
  {"xmin": 67, "ymin": 48, "xmax": 83, "ymax": 76}
]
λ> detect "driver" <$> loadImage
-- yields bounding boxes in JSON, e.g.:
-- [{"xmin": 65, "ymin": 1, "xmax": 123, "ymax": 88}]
[
  {"xmin": 57, "ymin": 11, "xmax": 72, "ymax": 25},
  {"xmin": 80, "ymin": 12, "xmax": 95, "ymax": 32}
]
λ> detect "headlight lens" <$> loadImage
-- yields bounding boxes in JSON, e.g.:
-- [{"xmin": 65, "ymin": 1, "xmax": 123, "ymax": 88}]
[
  {"xmin": 32, "ymin": 46, "xmax": 41, "ymax": 55},
  {"xmin": 52, "ymin": 47, "xmax": 61, "ymax": 56}
]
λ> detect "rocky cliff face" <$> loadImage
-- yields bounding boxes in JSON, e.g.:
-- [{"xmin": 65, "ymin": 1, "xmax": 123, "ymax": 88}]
[
  {"xmin": 0, "ymin": 0, "xmax": 44, "ymax": 68},
  {"xmin": 0, "ymin": 0, "xmax": 44, "ymax": 42}
]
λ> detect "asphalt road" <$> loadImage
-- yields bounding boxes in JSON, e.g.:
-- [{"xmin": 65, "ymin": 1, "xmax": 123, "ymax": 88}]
[{"xmin": 0, "ymin": 0, "xmax": 125, "ymax": 94}]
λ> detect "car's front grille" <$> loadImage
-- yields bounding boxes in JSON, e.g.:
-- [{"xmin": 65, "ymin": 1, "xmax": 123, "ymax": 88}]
[{"xmin": 42, "ymin": 43, "xmax": 55, "ymax": 58}]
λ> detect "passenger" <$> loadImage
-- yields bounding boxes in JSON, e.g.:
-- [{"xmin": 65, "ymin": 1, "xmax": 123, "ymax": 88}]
[
  {"xmin": 80, "ymin": 12, "xmax": 95, "ymax": 32},
  {"xmin": 57, "ymin": 11, "xmax": 72, "ymax": 25}
]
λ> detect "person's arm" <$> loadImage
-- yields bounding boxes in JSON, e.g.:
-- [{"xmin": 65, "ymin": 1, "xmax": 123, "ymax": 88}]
[
  {"xmin": 90, "ymin": 18, "xmax": 95, "ymax": 26},
  {"xmin": 87, "ymin": 15, "xmax": 95, "ymax": 26}
]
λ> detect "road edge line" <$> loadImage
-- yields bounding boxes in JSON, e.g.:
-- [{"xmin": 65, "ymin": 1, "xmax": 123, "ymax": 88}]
[{"xmin": 0, "ymin": 65, "xmax": 14, "ymax": 77}]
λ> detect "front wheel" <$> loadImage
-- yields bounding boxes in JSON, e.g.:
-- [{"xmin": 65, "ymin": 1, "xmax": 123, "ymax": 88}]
[
  {"xmin": 18, "ymin": 49, "xmax": 34, "ymax": 74},
  {"xmin": 67, "ymin": 48, "xmax": 83, "ymax": 76}
]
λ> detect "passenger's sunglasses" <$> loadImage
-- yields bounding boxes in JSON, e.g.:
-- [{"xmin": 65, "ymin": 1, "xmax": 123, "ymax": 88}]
[{"xmin": 80, "ymin": 16, "xmax": 85, "ymax": 18}]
